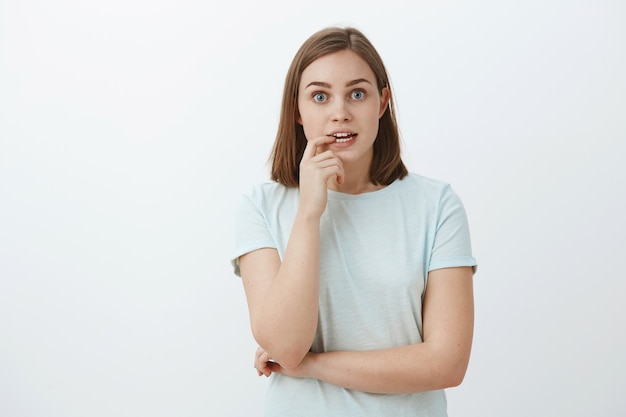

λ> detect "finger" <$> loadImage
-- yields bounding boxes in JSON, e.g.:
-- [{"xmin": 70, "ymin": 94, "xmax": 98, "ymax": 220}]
[
  {"xmin": 309, "ymin": 149, "xmax": 340, "ymax": 162},
  {"xmin": 303, "ymin": 135, "xmax": 337, "ymax": 159},
  {"xmin": 310, "ymin": 153, "xmax": 345, "ymax": 182},
  {"xmin": 254, "ymin": 347, "xmax": 266, "ymax": 372},
  {"xmin": 254, "ymin": 347, "xmax": 264, "ymax": 364},
  {"xmin": 258, "ymin": 361, "xmax": 272, "ymax": 377},
  {"xmin": 257, "ymin": 364, "xmax": 271, "ymax": 377},
  {"xmin": 308, "ymin": 151, "xmax": 344, "ymax": 174},
  {"xmin": 254, "ymin": 348, "xmax": 274, "ymax": 377},
  {"xmin": 316, "ymin": 155, "xmax": 344, "ymax": 184},
  {"xmin": 255, "ymin": 362, "xmax": 270, "ymax": 377},
  {"xmin": 265, "ymin": 361, "xmax": 279, "ymax": 377},
  {"xmin": 256, "ymin": 363, "xmax": 270, "ymax": 377},
  {"xmin": 336, "ymin": 167, "xmax": 345, "ymax": 185}
]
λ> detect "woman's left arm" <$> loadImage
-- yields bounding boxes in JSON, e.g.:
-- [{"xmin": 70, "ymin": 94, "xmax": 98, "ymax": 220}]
[{"xmin": 255, "ymin": 266, "xmax": 474, "ymax": 394}]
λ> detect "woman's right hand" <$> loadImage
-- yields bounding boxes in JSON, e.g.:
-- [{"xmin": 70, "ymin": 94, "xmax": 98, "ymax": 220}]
[{"xmin": 298, "ymin": 135, "xmax": 344, "ymax": 218}]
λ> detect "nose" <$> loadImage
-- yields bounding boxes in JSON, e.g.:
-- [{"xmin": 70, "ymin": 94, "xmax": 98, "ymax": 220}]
[{"xmin": 330, "ymin": 99, "xmax": 351, "ymax": 122}]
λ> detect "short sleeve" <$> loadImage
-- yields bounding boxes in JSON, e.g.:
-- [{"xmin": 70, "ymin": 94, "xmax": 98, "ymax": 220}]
[
  {"xmin": 230, "ymin": 193, "xmax": 277, "ymax": 277},
  {"xmin": 428, "ymin": 185, "xmax": 477, "ymax": 274}
]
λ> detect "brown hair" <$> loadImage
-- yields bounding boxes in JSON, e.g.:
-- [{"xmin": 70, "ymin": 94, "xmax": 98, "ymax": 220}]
[{"xmin": 270, "ymin": 26, "xmax": 408, "ymax": 187}]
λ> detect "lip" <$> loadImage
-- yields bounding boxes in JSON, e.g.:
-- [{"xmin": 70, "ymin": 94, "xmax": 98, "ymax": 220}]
[{"xmin": 327, "ymin": 129, "xmax": 356, "ymax": 136}]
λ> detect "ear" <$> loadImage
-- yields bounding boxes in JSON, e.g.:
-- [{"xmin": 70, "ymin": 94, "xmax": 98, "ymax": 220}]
[
  {"xmin": 296, "ymin": 110, "xmax": 303, "ymax": 125},
  {"xmin": 378, "ymin": 87, "xmax": 390, "ymax": 118}
]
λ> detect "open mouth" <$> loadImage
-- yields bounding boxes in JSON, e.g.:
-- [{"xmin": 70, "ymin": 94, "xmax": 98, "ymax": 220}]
[{"xmin": 332, "ymin": 132, "xmax": 357, "ymax": 143}]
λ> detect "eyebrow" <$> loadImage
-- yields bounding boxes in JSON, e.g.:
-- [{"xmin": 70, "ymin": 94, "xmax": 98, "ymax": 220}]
[{"xmin": 305, "ymin": 78, "xmax": 373, "ymax": 89}]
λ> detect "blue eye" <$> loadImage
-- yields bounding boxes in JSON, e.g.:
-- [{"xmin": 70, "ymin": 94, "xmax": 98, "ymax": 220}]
[
  {"xmin": 351, "ymin": 90, "xmax": 365, "ymax": 100},
  {"xmin": 313, "ymin": 92, "xmax": 327, "ymax": 102}
]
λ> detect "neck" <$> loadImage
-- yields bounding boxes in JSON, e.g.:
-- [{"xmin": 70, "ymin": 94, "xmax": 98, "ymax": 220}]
[{"xmin": 328, "ymin": 178, "xmax": 384, "ymax": 194}]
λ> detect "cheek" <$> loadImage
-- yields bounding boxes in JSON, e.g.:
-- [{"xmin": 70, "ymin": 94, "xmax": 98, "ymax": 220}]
[
  {"xmin": 297, "ymin": 109, "xmax": 318, "ymax": 139},
  {"xmin": 301, "ymin": 124, "xmax": 315, "ymax": 141}
]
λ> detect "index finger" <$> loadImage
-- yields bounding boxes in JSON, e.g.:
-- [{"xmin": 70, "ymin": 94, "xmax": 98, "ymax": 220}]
[{"xmin": 303, "ymin": 135, "xmax": 337, "ymax": 158}]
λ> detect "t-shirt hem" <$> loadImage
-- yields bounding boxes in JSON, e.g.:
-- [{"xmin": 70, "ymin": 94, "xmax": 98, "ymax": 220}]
[
  {"xmin": 429, "ymin": 256, "xmax": 478, "ymax": 275},
  {"xmin": 231, "ymin": 241, "xmax": 277, "ymax": 277}
]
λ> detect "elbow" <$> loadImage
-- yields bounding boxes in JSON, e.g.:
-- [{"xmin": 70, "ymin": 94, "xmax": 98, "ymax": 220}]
[
  {"xmin": 445, "ymin": 367, "xmax": 467, "ymax": 388},
  {"xmin": 275, "ymin": 352, "xmax": 307, "ymax": 370},
  {"xmin": 259, "ymin": 344, "xmax": 308, "ymax": 370},
  {"xmin": 425, "ymin": 338, "xmax": 472, "ymax": 389},
  {"xmin": 427, "ymin": 352, "xmax": 470, "ymax": 389},
  {"xmin": 439, "ymin": 360, "xmax": 469, "ymax": 389},
  {"xmin": 251, "ymin": 324, "xmax": 310, "ymax": 369}
]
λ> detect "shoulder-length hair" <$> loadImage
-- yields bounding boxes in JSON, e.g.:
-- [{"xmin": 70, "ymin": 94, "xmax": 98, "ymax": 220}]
[{"xmin": 270, "ymin": 26, "xmax": 408, "ymax": 187}]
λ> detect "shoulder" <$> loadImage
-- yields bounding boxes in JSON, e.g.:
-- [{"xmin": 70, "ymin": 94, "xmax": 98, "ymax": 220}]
[
  {"xmin": 402, "ymin": 172, "xmax": 449, "ymax": 188},
  {"xmin": 243, "ymin": 181, "xmax": 297, "ymax": 201},
  {"xmin": 392, "ymin": 173, "xmax": 469, "ymax": 217},
  {"xmin": 396, "ymin": 172, "xmax": 453, "ymax": 198},
  {"xmin": 239, "ymin": 181, "xmax": 300, "ymax": 213}
]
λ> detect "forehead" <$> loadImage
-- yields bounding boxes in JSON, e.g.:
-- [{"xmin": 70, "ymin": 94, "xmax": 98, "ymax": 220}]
[{"xmin": 299, "ymin": 50, "xmax": 376, "ymax": 88}]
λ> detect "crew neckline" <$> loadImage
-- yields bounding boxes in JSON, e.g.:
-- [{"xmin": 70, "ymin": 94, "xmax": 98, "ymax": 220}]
[{"xmin": 326, "ymin": 178, "xmax": 401, "ymax": 201}]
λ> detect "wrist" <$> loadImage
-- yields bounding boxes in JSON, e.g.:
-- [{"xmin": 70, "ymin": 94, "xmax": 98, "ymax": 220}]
[
  {"xmin": 302, "ymin": 351, "xmax": 321, "ymax": 379},
  {"xmin": 295, "ymin": 205, "xmax": 324, "ymax": 223}
]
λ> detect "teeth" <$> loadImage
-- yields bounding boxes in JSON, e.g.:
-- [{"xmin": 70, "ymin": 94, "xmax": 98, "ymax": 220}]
[{"xmin": 332, "ymin": 132, "xmax": 354, "ymax": 142}]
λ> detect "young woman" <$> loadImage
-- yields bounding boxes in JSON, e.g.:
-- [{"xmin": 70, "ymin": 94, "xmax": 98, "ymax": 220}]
[{"xmin": 231, "ymin": 26, "xmax": 477, "ymax": 416}]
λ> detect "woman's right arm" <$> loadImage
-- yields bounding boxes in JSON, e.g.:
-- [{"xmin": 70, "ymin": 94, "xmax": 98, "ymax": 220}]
[{"xmin": 239, "ymin": 135, "xmax": 343, "ymax": 369}]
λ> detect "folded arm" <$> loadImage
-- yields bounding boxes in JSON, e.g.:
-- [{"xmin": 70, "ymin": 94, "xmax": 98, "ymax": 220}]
[
  {"xmin": 256, "ymin": 266, "xmax": 474, "ymax": 394},
  {"xmin": 240, "ymin": 211, "xmax": 321, "ymax": 369}
]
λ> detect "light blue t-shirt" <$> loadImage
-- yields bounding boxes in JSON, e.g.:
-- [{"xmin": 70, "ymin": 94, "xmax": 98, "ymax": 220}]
[{"xmin": 232, "ymin": 173, "xmax": 477, "ymax": 417}]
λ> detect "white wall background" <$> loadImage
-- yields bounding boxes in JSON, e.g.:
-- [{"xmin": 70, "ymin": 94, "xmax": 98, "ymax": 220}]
[{"xmin": 1, "ymin": 0, "xmax": 624, "ymax": 416}]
